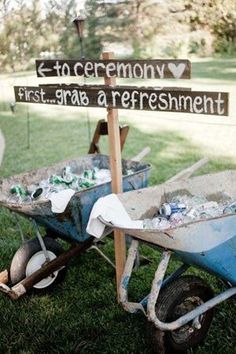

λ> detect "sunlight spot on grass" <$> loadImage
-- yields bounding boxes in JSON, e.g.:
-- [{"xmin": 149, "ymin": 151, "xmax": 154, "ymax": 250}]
[{"xmin": 157, "ymin": 142, "xmax": 187, "ymax": 159}]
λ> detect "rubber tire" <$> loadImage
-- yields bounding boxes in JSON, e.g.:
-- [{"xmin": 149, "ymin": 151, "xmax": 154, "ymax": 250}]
[
  {"xmin": 147, "ymin": 275, "xmax": 214, "ymax": 354},
  {"xmin": 45, "ymin": 228, "xmax": 60, "ymax": 239},
  {"xmin": 10, "ymin": 237, "xmax": 67, "ymax": 292}
]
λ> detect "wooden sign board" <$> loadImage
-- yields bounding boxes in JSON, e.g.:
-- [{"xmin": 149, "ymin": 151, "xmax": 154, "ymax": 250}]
[
  {"xmin": 38, "ymin": 83, "xmax": 192, "ymax": 92},
  {"xmin": 14, "ymin": 85, "xmax": 229, "ymax": 116},
  {"xmin": 36, "ymin": 59, "xmax": 191, "ymax": 79}
]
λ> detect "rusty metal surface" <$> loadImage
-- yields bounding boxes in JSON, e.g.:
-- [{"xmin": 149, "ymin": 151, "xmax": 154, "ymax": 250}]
[{"xmin": 0, "ymin": 270, "xmax": 8, "ymax": 284}]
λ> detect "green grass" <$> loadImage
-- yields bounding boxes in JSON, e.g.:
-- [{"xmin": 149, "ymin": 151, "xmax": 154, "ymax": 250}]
[
  {"xmin": 0, "ymin": 58, "xmax": 236, "ymax": 353},
  {"xmin": 192, "ymin": 58, "xmax": 236, "ymax": 81}
]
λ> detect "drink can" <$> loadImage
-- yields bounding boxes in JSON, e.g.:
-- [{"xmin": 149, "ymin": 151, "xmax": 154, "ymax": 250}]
[
  {"xmin": 83, "ymin": 169, "xmax": 96, "ymax": 180},
  {"xmin": 170, "ymin": 212, "xmax": 184, "ymax": 226},
  {"xmin": 50, "ymin": 175, "xmax": 63, "ymax": 185},
  {"xmin": 79, "ymin": 180, "xmax": 96, "ymax": 189},
  {"xmin": 160, "ymin": 202, "xmax": 186, "ymax": 218},
  {"xmin": 197, "ymin": 201, "xmax": 218, "ymax": 211},
  {"xmin": 31, "ymin": 187, "xmax": 43, "ymax": 199},
  {"xmin": 10, "ymin": 184, "xmax": 27, "ymax": 197},
  {"xmin": 62, "ymin": 166, "xmax": 74, "ymax": 184},
  {"xmin": 223, "ymin": 202, "xmax": 236, "ymax": 214},
  {"xmin": 186, "ymin": 208, "xmax": 198, "ymax": 220}
]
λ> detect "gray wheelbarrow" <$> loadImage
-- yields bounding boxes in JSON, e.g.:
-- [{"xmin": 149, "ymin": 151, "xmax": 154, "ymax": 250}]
[{"xmin": 94, "ymin": 162, "xmax": 236, "ymax": 353}]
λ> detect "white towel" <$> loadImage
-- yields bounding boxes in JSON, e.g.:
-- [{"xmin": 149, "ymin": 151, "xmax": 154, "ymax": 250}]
[
  {"xmin": 48, "ymin": 189, "xmax": 75, "ymax": 213},
  {"xmin": 86, "ymin": 194, "xmax": 143, "ymax": 238}
]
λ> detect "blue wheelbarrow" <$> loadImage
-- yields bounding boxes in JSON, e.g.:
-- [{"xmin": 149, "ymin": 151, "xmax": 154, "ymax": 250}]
[
  {"xmin": 0, "ymin": 154, "xmax": 150, "ymax": 297},
  {"xmin": 97, "ymin": 169, "xmax": 236, "ymax": 353}
]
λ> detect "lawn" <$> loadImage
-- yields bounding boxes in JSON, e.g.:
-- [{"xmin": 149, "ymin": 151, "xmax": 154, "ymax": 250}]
[{"xmin": 0, "ymin": 58, "xmax": 235, "ymax": 353}]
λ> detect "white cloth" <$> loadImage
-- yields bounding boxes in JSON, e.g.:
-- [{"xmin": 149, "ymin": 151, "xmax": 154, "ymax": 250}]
[
  {"xmin": 86, "ymin": 194, "xmax": 143, "ymax": 238},
  {"xmin": 48, "ymin": 189, "xmax": 75, "ymax": 213}
]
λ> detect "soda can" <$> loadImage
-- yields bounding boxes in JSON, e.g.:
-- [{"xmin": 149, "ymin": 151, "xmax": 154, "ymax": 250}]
[
  {"xmin": 62, "ymin": 166, "xmax": 75, "ymax": 184},
  {"xmin": 10, "ymin": 184, "xmax": 27, "ymax": 197},
  {"xmin": 170, "ymin": 212, "xmax": 184, "ymax": 226},
  {"xmin": 223, "ymin": 202, "xmax": 236, "ymax": 214},
  {"xmin": 197, "ymin": 201, "xmax": 218, "ymax": 211},
  {"xmin": 50, "ymin": 175, "xmax": 64, "ymax": 185},
  {"xmin": 79, "ymin": 180, "xmax": 96, "ymax": 189},
  {"xmin": 83, "ymin": 169, "xmax": 96, "ymax": 180},
  {"xmin": 160, "ymin": 202, "xmax": 186, "ymax": 218},
  {"xmin": 186, "ymin": 208, "xmax": 198, "ymax": 220},
  {"xmin": 31, "ymin": 187, "xmax": 44, "ymax": 200}
]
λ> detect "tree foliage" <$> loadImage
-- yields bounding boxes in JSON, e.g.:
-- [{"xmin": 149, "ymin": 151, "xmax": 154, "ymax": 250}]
[
  {"xmin": 175, "ymin": 0, "xmax": 236, "ymax": 53},
  {"xmin": 0, "ymin": 0, "xmax": 80, "ymax": 71},
  {"xmin": 84, "ymin": 0, "xmax": 170, "ymax": 58},
  {"xmin": 0, "ymin": 0, "xmax": 236, "ymax": 72},
  {"xmin": 211, "ymin": 0, "xmax": 236, "ymax": 53},
  {"xmin": 0, "ymin": 0, "xmax": 44, "ymax": 71}
]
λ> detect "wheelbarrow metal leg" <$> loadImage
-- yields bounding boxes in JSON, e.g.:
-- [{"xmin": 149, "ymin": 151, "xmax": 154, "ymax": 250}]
[
  {"xmin": 32, "ymin": 220, "xmax": 50, "ymax": 262},
  {"xmin": 147, "ymin": 250, "xmax": 171, "ymax": 321},
  {"xmin": 12, "ymin": 212, "xmax": 25, "ymax": 243},
  {"xmin": 90, "ymin": 245, "xmax": 115, "ymax": 268},
  {"xmin": 139, "ymin": 263, "xmax": 189, "ymax": 308},
  {"xmin": 0, "ymin": 237, "xmax": 94, "ymax": 300},
  {"xmin": 119, "ymin": 239, "xmax": 146, "ymax": 314}
]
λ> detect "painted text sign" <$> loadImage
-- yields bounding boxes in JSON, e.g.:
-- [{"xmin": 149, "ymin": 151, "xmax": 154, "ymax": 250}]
[
  {"xmin": 14, "ymin": 86, "xmax": 228, "ymax": 116},
  {"xmin": 36, "ymin": 59, "xmax": 191, "ymax": 79},
  {"xmin": 38, "ymin": 83, "xmax": 192, "ymax": 91}
]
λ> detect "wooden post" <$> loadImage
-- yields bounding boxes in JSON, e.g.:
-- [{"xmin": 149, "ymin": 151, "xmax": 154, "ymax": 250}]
[{"xmin": 102, "ymin": 52, "xmax": 126, "ymax": 299}]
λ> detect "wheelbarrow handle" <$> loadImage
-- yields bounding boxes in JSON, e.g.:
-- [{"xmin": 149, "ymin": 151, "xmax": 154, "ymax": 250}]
[
  {"xmin": 131, "ymin": 147, "xmax": 151, "ymax": 162},
  {"xmin": 0, "ymin": 237, "xmax": 94, "ymax": 300},
  {"xmin": 166, "ymin": 157, "xmax": 208, "ymax": 183}
]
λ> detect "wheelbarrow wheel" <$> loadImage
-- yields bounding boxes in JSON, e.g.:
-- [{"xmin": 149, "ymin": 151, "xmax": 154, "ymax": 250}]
[
  {"xmin": 147, "ymin": 275, "xmax": 214, "ymax": 353},
  {"xmin": 10, "ymin": 237, "xmax": 67, "ymax": 292}
]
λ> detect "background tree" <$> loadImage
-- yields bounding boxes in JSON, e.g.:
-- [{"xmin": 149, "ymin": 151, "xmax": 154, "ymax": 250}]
[
  {"xmin": 84, "ymin": 0, "xmax": 170, "ymax": 58},
  {"xmin": 211, "ymin": 0, "xmax": 236, "ymax": 54},
  {"xmin": 0, "ymin": 0, "xmax": 236, "ymax": 72},
  {"xmin": 0, "ymin": 0, "xmax": 45, "ymax": 71},
  {"xmin": 175, "ymin": 0, "xmax": 236, "ymax": 54}
]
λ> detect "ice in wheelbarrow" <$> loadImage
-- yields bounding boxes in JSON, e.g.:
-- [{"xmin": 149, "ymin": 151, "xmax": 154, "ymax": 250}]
[
  {"xmin": 8, "ymin": 165, "xmax": 117, "ymax": 204},
  {"xmin": 143, "ymin": 193, "xmax": 236, "ymax": 230}
]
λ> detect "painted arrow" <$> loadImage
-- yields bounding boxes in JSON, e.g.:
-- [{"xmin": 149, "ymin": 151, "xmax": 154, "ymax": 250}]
[{"xmin": 37, "ymin": 62, "xmax": 53, "ymax": 77}]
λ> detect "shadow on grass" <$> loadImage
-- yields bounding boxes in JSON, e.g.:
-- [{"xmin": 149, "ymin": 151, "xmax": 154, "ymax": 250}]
[{"xmin": 0, "ymin": 106, "xmax": 236, "ymax": 353}]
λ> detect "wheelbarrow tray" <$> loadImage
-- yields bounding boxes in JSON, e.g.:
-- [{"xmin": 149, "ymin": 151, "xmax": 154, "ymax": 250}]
[
  {"xmin": 0, "ymin": 154, "xmax": 150, "ymax": 242},
  {"xmin": 111, "ymin": 170, "xmax": 236, "ymax": 285}
]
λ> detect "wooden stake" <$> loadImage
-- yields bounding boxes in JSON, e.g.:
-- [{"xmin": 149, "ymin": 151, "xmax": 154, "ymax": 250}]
[{"xmin": 102, "ymin": 52, "xmax": 126, "ymax": 299}]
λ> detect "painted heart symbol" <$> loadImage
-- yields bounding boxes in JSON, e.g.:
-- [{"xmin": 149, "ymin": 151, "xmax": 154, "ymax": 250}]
[{"xmin": 168, "ymin": 63, "xmax": 186, "ymax": 79}]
